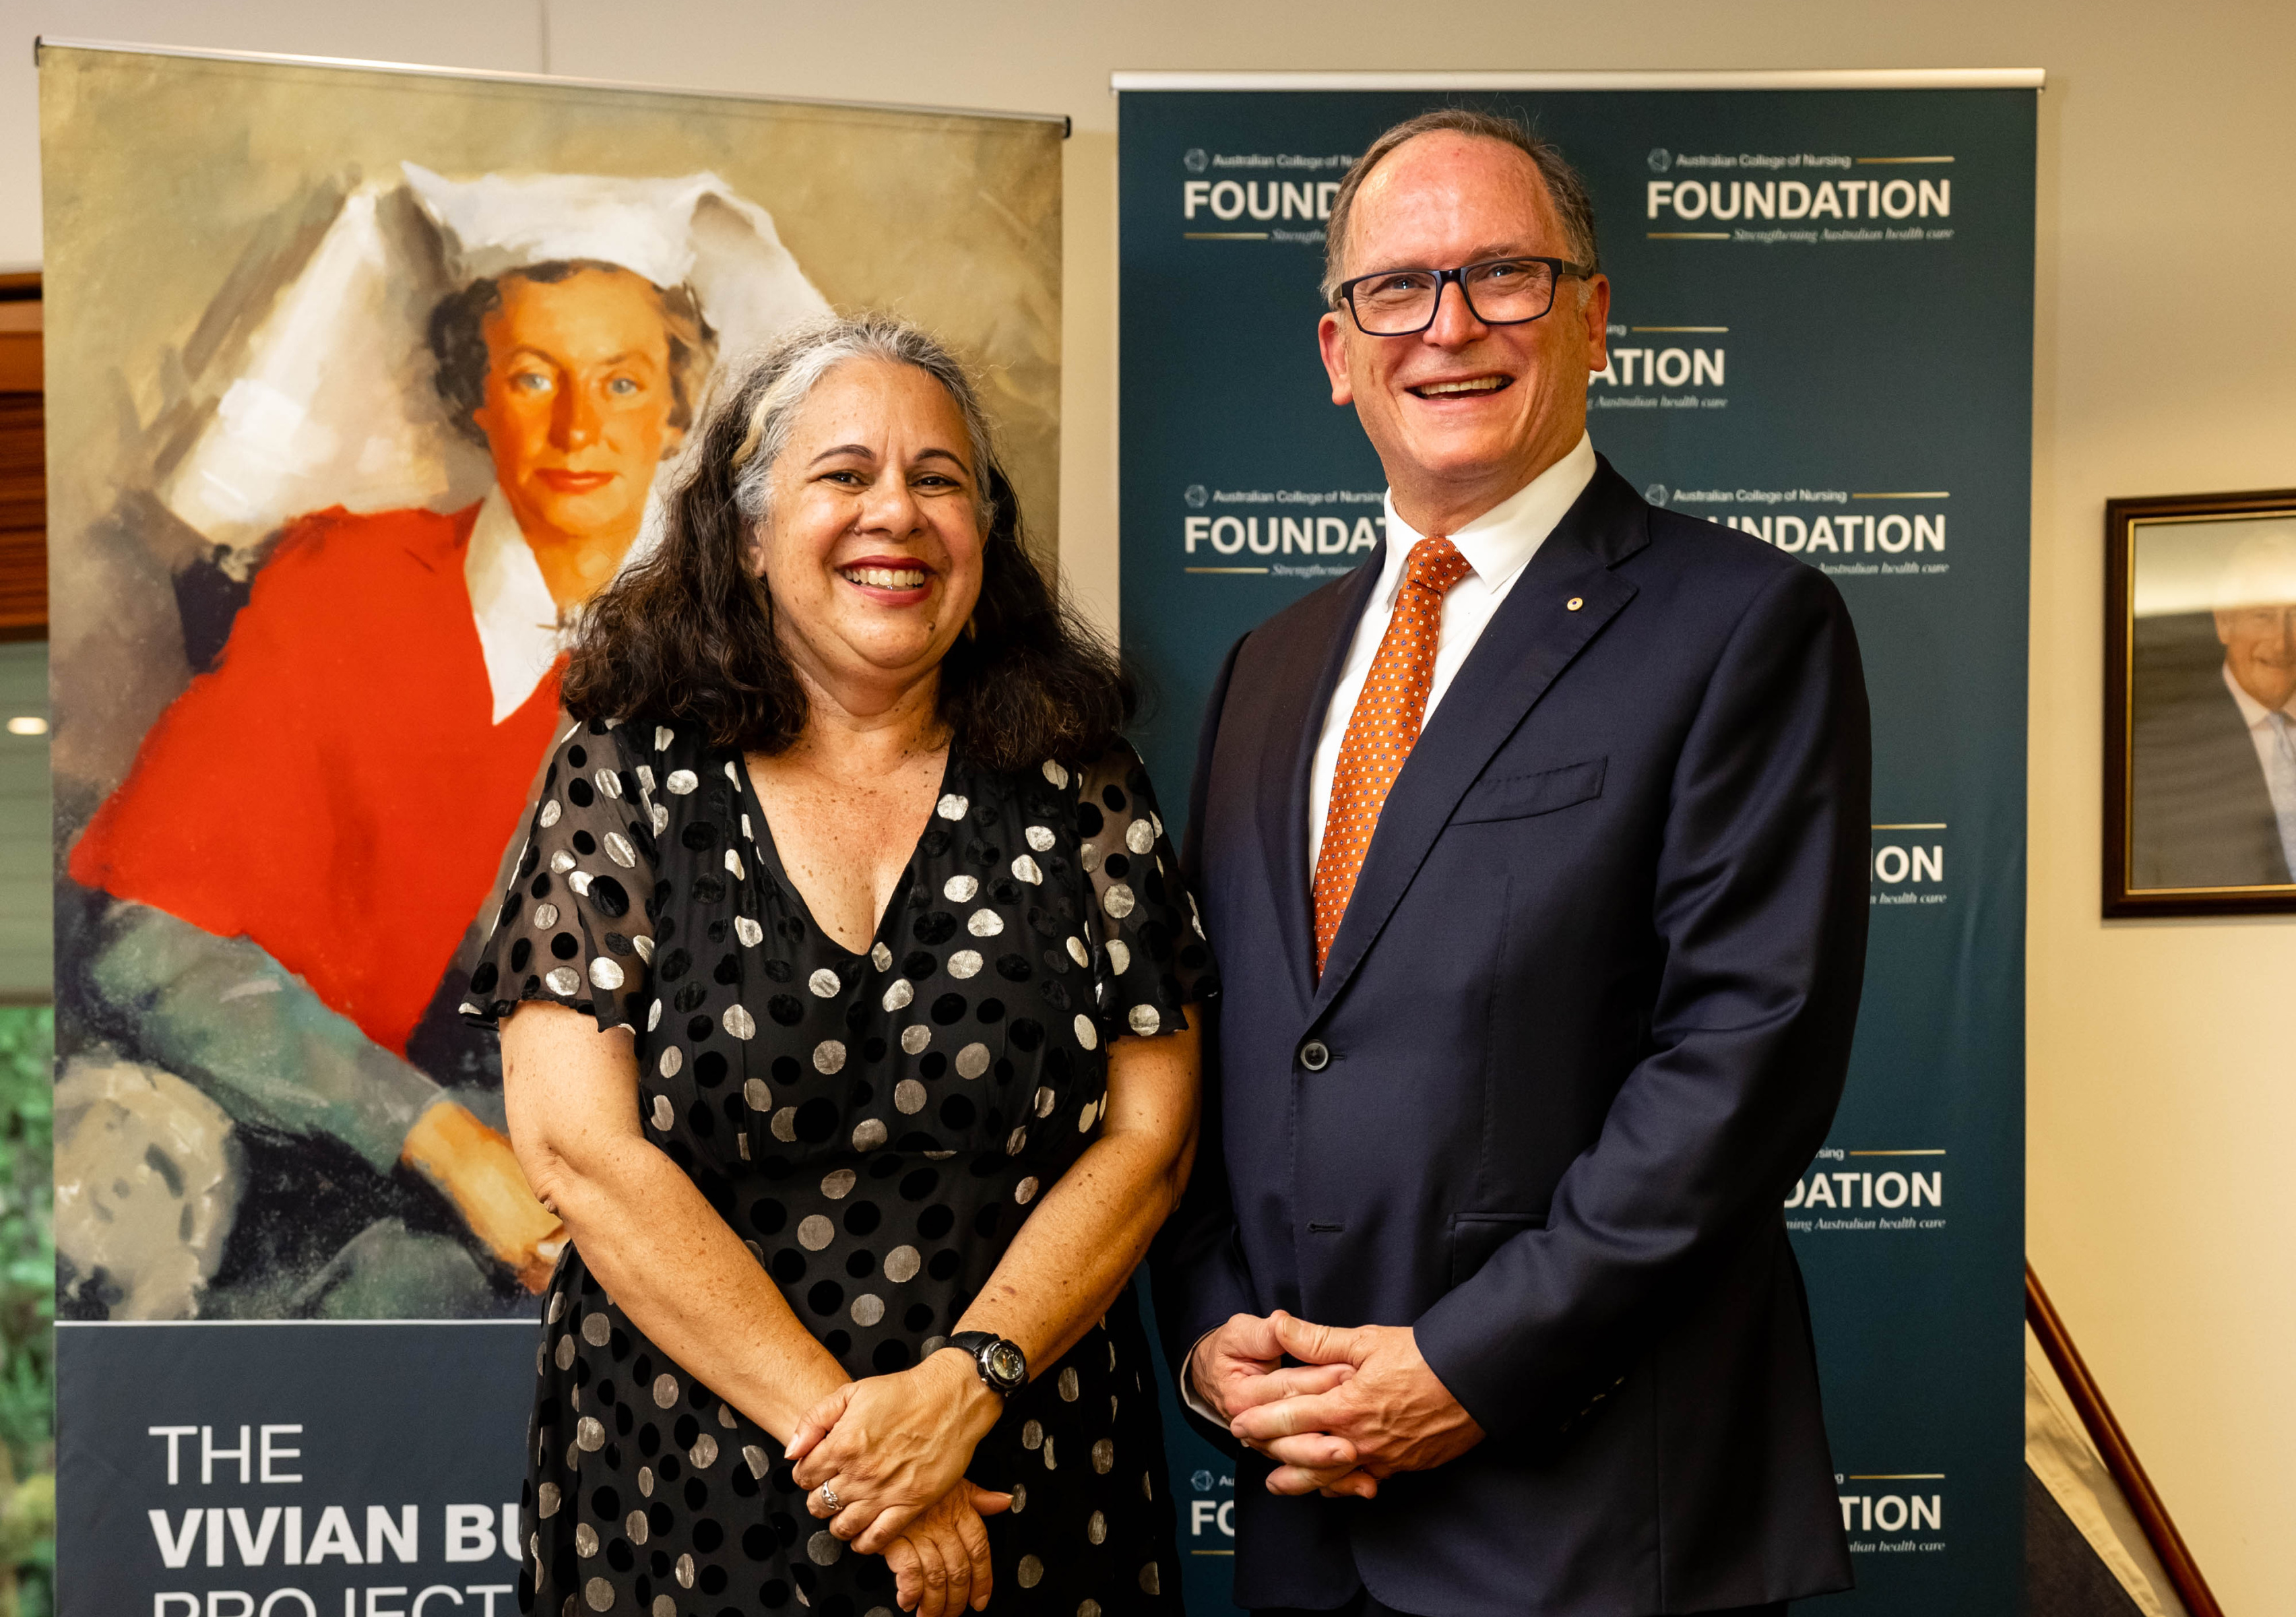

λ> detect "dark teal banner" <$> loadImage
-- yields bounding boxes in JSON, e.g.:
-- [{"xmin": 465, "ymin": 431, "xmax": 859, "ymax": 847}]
[{"xmin": 1118, "ymin": 82, "xmax": 2033, "ymax": 1616}]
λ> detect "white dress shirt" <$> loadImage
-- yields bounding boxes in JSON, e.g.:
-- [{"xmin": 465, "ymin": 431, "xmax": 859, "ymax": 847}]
[
  {"xmin": 1306, "ymin": 431, "xmax": 1598, "ymax": 877},
  {"xmin": 1178, "ymin": 432, "xmax": 1598, "ymax": 1424},
  {"xmin": 2221, "ymin": 660, "xmax": 2296, "ymax": 873}
]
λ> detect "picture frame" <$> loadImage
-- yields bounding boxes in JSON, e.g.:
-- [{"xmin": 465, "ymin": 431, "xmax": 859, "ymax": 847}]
[{"xmin": 2104, "ymin": 486, "xmax": 2296, "ymax": 917}]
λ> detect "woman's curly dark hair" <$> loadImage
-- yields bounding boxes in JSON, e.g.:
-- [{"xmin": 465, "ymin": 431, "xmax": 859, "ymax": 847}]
[{"xmin": 562, "ymin": 313, "xmax": 1133, "ymax": 771}]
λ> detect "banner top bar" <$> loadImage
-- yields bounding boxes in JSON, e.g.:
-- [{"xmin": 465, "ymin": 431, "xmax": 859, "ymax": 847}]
[
  {"xmin": 36, "ymin": 37, "xmax": 1073, "ymax": 134},
  {"xmin": 1111, "ymin": 68, "xmax": 2045, "ymax": 93}
]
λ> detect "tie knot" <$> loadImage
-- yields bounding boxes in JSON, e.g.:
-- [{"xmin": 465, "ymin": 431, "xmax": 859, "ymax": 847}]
[{"xmin": 1405, "ymin": 535, "xmax": 1473, "ymax": 595}]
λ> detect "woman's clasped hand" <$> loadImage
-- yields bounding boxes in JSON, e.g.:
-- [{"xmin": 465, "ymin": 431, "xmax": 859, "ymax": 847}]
[{"xmin": 788, "ymin": 1350, "xmax": 1013, "ymax": 1614}]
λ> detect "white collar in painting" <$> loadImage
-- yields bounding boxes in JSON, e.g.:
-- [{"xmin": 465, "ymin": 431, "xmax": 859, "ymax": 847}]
[{"xmin": 464, "ymin": 485, "xmax": 566, "ymax": 726}]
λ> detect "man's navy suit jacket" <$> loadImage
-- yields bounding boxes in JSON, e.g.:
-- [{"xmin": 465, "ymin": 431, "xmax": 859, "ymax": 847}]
[{"xmin": 1155, "ymin": 460, "xmax": 1870, "ymax": 1617}]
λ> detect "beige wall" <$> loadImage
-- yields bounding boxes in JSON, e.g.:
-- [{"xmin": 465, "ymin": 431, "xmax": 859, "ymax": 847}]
[{"xmin": 4, "ymin": 0, "xmax": 2291, "ymax": 1606}]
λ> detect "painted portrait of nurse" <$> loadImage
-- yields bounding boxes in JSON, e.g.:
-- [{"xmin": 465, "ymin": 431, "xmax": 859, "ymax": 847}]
[{"xmin": 64, "ymin": 257, "xmax": 717, "ymax": 1315}]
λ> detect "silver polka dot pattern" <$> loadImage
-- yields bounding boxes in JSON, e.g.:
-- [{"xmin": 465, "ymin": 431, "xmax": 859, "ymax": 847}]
[{"xmin": 490, "ymin": 731, "xmax": 1204, "ymax": 1617}]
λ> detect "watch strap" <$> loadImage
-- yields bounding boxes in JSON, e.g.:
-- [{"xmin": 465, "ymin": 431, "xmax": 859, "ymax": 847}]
[{"xmin": 947, "ymin": 1331, "xmax": 1026, "ymax": 1394}]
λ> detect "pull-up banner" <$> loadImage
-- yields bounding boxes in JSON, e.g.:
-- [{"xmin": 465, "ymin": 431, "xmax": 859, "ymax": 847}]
[
  {"xmin": 43, "ymin": 39, "xmax": 1064, "ymax": 1616},
  {"xmin": 1116, "ymin": 71, "xmax": 2037, "ymax": 1617}
]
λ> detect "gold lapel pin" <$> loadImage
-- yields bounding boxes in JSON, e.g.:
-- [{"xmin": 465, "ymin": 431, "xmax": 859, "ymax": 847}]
[{"xmin": 1566, "ymin": 596, "xmax": 1585, "ymax": 611}]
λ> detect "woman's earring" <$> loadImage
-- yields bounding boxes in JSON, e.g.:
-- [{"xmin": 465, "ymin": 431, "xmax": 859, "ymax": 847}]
[{"xmin": 963, "ymin": 614, "xmax": 978, "ymax": 641}]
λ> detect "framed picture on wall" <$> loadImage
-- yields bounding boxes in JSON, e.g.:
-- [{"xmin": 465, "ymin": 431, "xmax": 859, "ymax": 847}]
[{"xmin": 2105, "ymin": 487, "xmax": 2296, "ymax": 916}]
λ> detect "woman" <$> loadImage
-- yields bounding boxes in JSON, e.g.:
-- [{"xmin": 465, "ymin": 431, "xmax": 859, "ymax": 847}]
[
  {"xmin": 68, "ymin": 256, "xmax": 715, "ymax": 1306},
  {"xmin": 466, "ymin": 313, "xmax": 1215, "ymax": 1617}
]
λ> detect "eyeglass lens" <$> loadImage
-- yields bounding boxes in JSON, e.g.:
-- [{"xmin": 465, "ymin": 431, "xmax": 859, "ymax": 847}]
[{"xmin": 1350, "ymin": 259, "xmax": 1560, "ymax": 334}]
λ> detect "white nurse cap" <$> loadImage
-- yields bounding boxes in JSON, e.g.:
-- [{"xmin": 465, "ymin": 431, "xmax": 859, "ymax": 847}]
[{"xmin": 159, "ymin": 166, "xmax": 829, "ymax": 550}]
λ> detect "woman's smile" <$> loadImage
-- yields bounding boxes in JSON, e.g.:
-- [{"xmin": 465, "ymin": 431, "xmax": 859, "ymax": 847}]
[{"xmin": 838, "ymin": 554, "xmax": 935, "ymax": 602}]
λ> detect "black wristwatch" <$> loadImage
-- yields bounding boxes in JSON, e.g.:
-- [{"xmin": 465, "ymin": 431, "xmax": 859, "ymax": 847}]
[{"xmin": 947, "ymin": 1331, "xmax": 1028, "ymax": 1397}]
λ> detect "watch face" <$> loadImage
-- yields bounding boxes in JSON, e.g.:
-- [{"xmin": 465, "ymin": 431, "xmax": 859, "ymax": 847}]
[{"xmin": 986, "ymin": 1343, "xmax": 1027, "ymax": 1389}]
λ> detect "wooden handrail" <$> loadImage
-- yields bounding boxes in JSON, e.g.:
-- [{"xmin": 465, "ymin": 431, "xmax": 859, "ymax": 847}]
[{"xmin": 2026, "ymin": 1262, "xmax": 2223, "ymax": 1617}]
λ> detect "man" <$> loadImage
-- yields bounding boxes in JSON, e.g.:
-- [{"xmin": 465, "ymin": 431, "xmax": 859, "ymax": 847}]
[
  {"xmin": 1157, "ymin": 110, "xmax": 1870, "ymax": 1617},
  {"xmin": 2129, "ymin": 531, "xmax": 2296, "ymax": 890}
]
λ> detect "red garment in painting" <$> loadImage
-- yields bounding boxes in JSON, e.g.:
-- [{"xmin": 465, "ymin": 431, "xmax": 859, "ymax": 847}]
[{"xmin": 71, "ymin": 504, "xmax": 563, "ymax": 1054}]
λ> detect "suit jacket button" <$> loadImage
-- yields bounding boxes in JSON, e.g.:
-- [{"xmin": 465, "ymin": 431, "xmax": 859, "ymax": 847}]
[{"xmin": 1299, "ymin": 1040, "xmax": 1330, "ymax": 1071}]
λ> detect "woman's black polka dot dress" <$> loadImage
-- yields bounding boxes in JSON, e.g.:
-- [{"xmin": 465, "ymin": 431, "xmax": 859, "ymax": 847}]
[{"xmin": 463, "ymin": 718, "xmax": 1215, "ymax": 1617}]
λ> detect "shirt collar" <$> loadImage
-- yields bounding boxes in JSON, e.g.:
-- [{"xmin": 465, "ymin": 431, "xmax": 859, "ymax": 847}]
[
  {"xmin": 2221, "ymin": 659, "xmax": 2296, "ymax": 730},
  {"xmin": 1378, "ymin": 430, "xmax": 1598, "ymax": 603},
  {"xmin": 464, "ymin": 484, "xmax": 567, "ymax": 726}
]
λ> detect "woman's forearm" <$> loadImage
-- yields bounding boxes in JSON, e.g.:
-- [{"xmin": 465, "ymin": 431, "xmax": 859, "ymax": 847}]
[
  {"xmin": 504, "ymin": 1004, "xmax": 848, "ymax": 1442},
  {"xmin": 953, "ymin": 1027, "xmax": 1201, "ymax": 1377},
  {"xmin": 536, "ymin": 1135, "xmax": 850, "ymax": 1440}
]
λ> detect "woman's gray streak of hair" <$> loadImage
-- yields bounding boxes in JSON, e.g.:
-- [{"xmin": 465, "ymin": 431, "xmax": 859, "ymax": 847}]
[{"xmin": 724, "ymin": 313, "xmax": 1000, "ymax": 530}]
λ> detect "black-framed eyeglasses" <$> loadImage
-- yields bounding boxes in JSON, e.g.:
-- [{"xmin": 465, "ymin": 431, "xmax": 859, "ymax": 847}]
[{"xmin": 1334, "ymin": 255, "xmax": 1594, "ymax": 336}]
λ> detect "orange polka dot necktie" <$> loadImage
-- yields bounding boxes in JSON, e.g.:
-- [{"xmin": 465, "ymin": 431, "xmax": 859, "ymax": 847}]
[{"xmin": 1312, "ymin": 535, "xmax": 1474, "ymax": 974}]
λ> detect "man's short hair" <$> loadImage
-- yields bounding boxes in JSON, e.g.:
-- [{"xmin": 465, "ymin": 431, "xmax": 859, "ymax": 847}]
[
  {"xmin": 1320, "ymin": 108, "xmax": 1601, "ymax": 306},
  {"xmin": 428, "ymin": 259, "xmax": 716, "ymax": 445}
]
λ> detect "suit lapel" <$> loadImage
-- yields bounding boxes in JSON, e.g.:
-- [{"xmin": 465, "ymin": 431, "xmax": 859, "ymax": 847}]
[
  {"xmin": 1255, "ymin": 553, "xmax": 1385, "ymax": 1009},
  {"xmin": 1311, "ymin": 462, "xmax": 1649, "ymax": 1015}
]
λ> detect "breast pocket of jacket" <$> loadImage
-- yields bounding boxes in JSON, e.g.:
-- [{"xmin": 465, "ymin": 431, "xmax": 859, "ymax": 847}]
[
  {"xmin": 1450, "ymin": 757, "xmax": 1606, "ymax": 826},
  {"xmin": 1448, "ymin": 1210, "xmax": 1546, "ymax": 1288}
]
